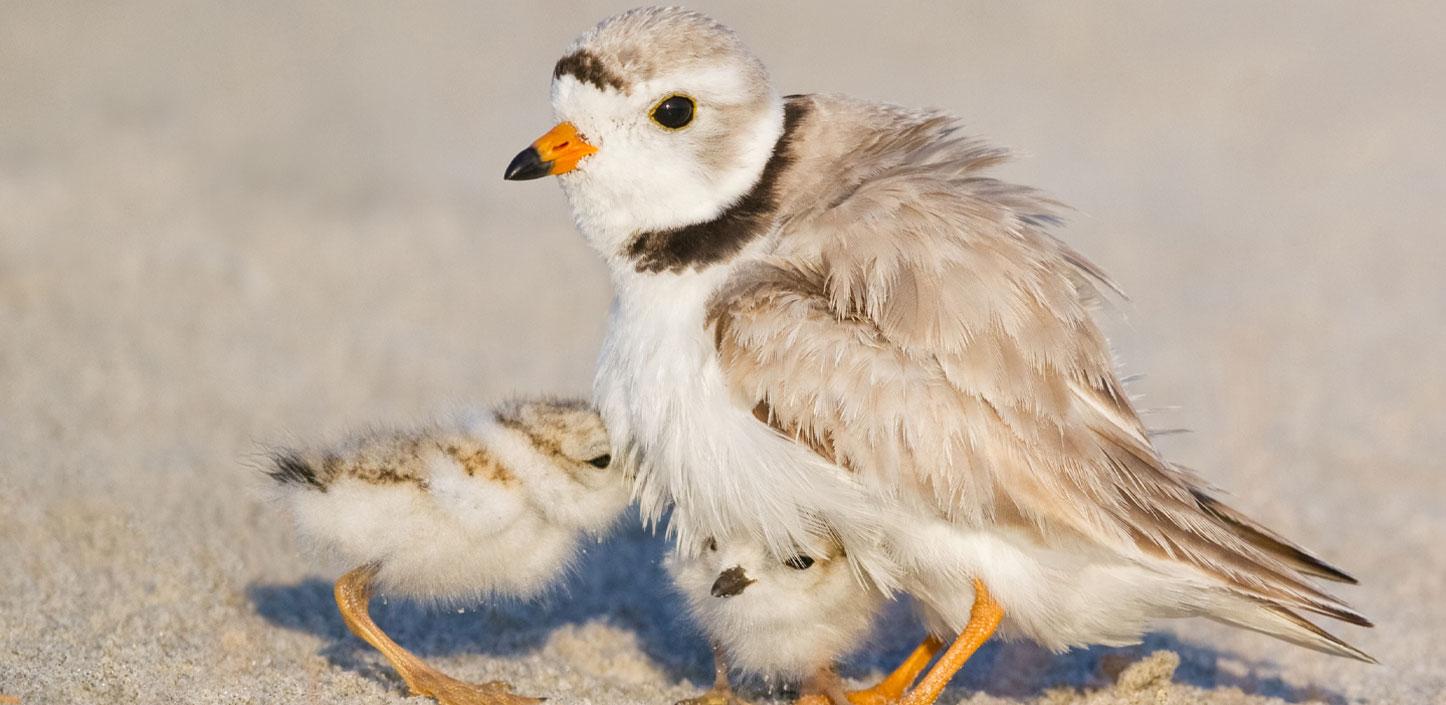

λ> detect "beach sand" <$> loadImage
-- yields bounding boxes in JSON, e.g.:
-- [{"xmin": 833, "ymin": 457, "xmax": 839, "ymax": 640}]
[{"xmin": 2, "ymin": 2, "xmax": 1442, "ymax": 704}]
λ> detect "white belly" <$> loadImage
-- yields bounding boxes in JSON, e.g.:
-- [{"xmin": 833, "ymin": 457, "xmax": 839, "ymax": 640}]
[
  {"xmin": 593, "ymin": 269, "xmax": 897, "ymax": 582},
  {"xmin": 898, "ymin": 517, "xmax": 1207, "ymax": 650}
]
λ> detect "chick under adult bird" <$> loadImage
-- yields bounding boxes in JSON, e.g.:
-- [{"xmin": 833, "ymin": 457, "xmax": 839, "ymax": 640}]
[
  {"xmin": 266, "ymin": 399, "xmax": 628, "ymax": 705},
  {"xmin": 505, "ymin": 7, "xmax": 1373, "ymax": 702},
  {"xmin": 668, "ymin": 534, "xmax": 916, "ymax": 705}
]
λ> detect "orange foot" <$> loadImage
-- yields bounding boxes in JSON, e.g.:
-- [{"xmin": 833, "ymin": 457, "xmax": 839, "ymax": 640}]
[
  {"xmin": 797, "ymin": 684, "xmax": 925, "ymax": 705},
  {"xmin": 797, "ymin": 633, "xmax": 946, "ymax": 705},
  {"xmin": 408, "ymin": 674, "xmax": 543, "ymax": 705},
  {"xmin": 797, "ymin": 684, "xmax": 924, "ymax": 705}
]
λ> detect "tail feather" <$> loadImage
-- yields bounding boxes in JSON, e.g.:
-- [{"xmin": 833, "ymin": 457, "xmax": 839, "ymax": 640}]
[
  {"xmin": 1134, "ymin": 501, "xmax": 1372, "ymax": 627},
  {"xmin": 1211, "ymin": 598, "xmax": 1377, "ymax": 664},
  {"xmin": 1193, "ymin": 490, "xmax": 1358, "ymax": 584},
  {"xmin": 266, "ymin": 451, "xmax": 326, "ymax": 490}
]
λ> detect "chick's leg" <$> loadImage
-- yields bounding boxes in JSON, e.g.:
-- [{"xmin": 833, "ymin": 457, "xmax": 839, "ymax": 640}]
[
  {"xmin": 897, "ymin": 578, "xmax": 1003, "ymax": 705},
  {"xmin": 334, "ymin": 564, "xmax": 542, "ymax": 705},
  {"xmin": 675, "ymin": 644, "xmax": 749, "ymax": 705}
]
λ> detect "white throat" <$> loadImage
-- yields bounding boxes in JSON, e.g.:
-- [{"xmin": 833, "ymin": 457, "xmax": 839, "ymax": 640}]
[{"xmin": 559, "ymin": 96, "xmax": 786, "ymax": 270}]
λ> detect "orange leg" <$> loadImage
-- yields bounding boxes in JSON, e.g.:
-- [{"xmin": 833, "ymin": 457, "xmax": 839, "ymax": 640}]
[
  {"xmin": 846, "ymin": 635, "xmax": 945, "ymax": 705},
  {"xmin": 334, "ymin": 564, "xmax": 542, "ymax": 705},
  {"xmin": 797, "ymin": 634, "xmax": 946, "ymax": 705},
  {"xmin": 897, "ymin": 578, "xmax": 1003, "ymax": 705}
]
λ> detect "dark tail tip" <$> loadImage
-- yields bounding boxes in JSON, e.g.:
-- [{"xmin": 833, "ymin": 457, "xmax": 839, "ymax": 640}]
[{"xmin": 266, "ymin": 451, "xmax": 326, "ymax": 491}]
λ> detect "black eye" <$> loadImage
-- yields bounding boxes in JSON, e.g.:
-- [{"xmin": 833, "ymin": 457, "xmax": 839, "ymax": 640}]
[
  {"xmin": 704, "ymin": 537, "xmax": 718, "ymax": 552},
  {"xmin": 650, "ymin": 95, "xmax": 695, "ymax": 129},
  {"xmin": 587, "ymin": 454, "xmax": 611, "ymax": 468},
  {"xmin": 783, "ymin": 555, "xmax": 814, "ymax": 570}
]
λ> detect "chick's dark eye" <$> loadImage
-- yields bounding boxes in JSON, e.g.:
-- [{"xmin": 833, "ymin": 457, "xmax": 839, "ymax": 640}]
[
  {"xmin": 784, "ymin": 555, "xmax": 814, "ymax": 570},
  {"xmin": 586, "ymin": 454, "xmax": 611, "ymax": 468},
  {"xmin": 704, "ymin": 537, "xmax": 717, "ymax": 552},
  {"xmin": 650, "ymin": 95, "xmax": 695, "ymax": 129}
]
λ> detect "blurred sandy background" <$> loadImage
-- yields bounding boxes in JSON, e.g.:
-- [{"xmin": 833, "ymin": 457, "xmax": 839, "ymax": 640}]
[{"xmin": 1, "ymin": 2, "xmax": 1443, "ymax": 704}]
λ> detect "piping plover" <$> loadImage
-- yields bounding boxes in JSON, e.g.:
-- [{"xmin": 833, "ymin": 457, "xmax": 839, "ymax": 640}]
[
  {"xmin": 505, "ymin": 7, "xmax": 1373, "ymax": 702},
  {"xmin": 667, "ymin": 534, "xmax": 911, "ymax": 705},
  {"xmin": 266, "ymin": 398, "xmax": 628, "ymax": 705}
]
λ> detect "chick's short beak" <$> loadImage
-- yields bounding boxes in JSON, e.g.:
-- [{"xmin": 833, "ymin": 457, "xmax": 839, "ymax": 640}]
[
  {"xmin": 710, "ymin": 565, "xmax": 755, "ymax": 598},
  {"xmin": 504, "ymin": 122, "xmax": 597, "ymax": 181}
]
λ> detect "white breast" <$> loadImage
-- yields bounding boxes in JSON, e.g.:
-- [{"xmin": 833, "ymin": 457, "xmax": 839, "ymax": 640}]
[{"xmin": 594, "ymin": 266, "xmax": 901, "ymax": 584}]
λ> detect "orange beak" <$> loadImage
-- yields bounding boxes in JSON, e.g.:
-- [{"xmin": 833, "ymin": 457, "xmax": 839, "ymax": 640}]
[{"xmin": 503, "ymin": 122, "xmax": 598, "ymax": 180}]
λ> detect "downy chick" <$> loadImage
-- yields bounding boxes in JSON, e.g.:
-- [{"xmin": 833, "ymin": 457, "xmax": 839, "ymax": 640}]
[
  {"xmin": 267, "ymin": 398, "xmax": 628, "ymax": 705},
  {"xmin": 669, "ymin": 536, "xmax": 929, "ymax": 705}
]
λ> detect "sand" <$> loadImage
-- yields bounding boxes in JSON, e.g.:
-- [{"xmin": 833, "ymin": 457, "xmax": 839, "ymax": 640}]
[{"xmin": 2, "ymin": 2, "xmax": 1443, "ymax": 704}]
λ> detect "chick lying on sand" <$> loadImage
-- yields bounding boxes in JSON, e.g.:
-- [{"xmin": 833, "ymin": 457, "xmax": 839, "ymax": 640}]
[{"xmin": 267, "ymin": 398, "xmax": 629, "ymax": 705}]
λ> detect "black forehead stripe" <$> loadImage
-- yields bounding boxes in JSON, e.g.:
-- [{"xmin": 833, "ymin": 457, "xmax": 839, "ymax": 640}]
[
  {"xmin": 553, "ymin": 50, "xmax": 627, "ymax": 92},
  {"xmin": 625, "ymin": 97, "xmax": 813, "ymax": 274}
]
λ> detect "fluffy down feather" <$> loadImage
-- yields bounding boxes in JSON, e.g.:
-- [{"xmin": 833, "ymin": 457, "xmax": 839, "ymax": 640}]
[
  {"xmin": 266, "ymin": 399, "xmax": 629, "ymax": 603},
  {"xmin": 667, "ymin": 534, "xmax": 884, "ymax": 679}
]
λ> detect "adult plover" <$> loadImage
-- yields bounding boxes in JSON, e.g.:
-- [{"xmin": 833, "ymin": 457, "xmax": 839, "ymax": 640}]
[
  {"xmin": 267, "ymin": 399, "xmax": 628, "ymax": 705},
  {"xmin": 505, "ymin": 8, "xmax": 1373, "ymax": 703}
]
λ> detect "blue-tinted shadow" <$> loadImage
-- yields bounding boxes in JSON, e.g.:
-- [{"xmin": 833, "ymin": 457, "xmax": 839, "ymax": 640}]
[
  {"xmin": 251, "ymin": 510, "xmax": 1345, "ymax": 704},
  {"xmin": 249, "ymin": 510, "xmax": 714, "ymax": 684}
]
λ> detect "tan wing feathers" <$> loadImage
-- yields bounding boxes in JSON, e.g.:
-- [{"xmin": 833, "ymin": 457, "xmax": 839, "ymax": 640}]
[
  {"xmin": 1250, "ymin": 604, "xmax": 1377, "ymax": 663},
  {"xmin": 1193, "ymin": 490, "xmax": 1360, "ymax": 585},
  {"xmin": 711, "ymin": 93, "xmax": 1366, "ymax": 631},
  {"xmin": 1078, "ymin": 378, "xmax": 1367, "ymax": 621},
  {"xmin": 1096, "ymin": 437, "xmax": 1369, "ymax": 626}
]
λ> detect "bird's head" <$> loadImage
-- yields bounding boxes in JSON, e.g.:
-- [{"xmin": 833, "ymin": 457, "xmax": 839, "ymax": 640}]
[
  {"xmin": 490, "ymin": 398, "xmax": 630, "ymax": 532},
  {"xmin": 505, "ymin": 7, "xmax": 784, "ymax": 263},
  {"xmin": 669, "ymin": 534, "xmax": 863, "ymax": 616},
  {"xmin": 666, "ymin": 534, "xmax": 886, "ymax": 677}
]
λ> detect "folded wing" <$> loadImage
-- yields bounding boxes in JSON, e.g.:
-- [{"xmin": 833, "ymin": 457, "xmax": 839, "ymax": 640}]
[{"xmin": 708, "ymin": 94, "xmax": 1369, "ymax": 658}]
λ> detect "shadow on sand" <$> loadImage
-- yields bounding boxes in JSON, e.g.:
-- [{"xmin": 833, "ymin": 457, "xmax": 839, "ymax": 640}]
[
  {"xmin": 248, "ymin": 510, "xmax": 714, "ymax": 685},
  {"xmin": 847, "ymin": 604, "xmax": 1345, "ymax": 705},
  {"xmin": 250, "ymin": 512, "xmax": 1343, "ymax": 704}
]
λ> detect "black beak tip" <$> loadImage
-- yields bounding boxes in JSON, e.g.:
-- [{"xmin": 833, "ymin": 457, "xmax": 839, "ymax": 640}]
[
  {"xmin": 504, "ymin": 147, "xmax": 552, "ymax": 181},
  {"xmin": 710, "ymin": 566, "xmax": 754, "ymax": 598}
]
